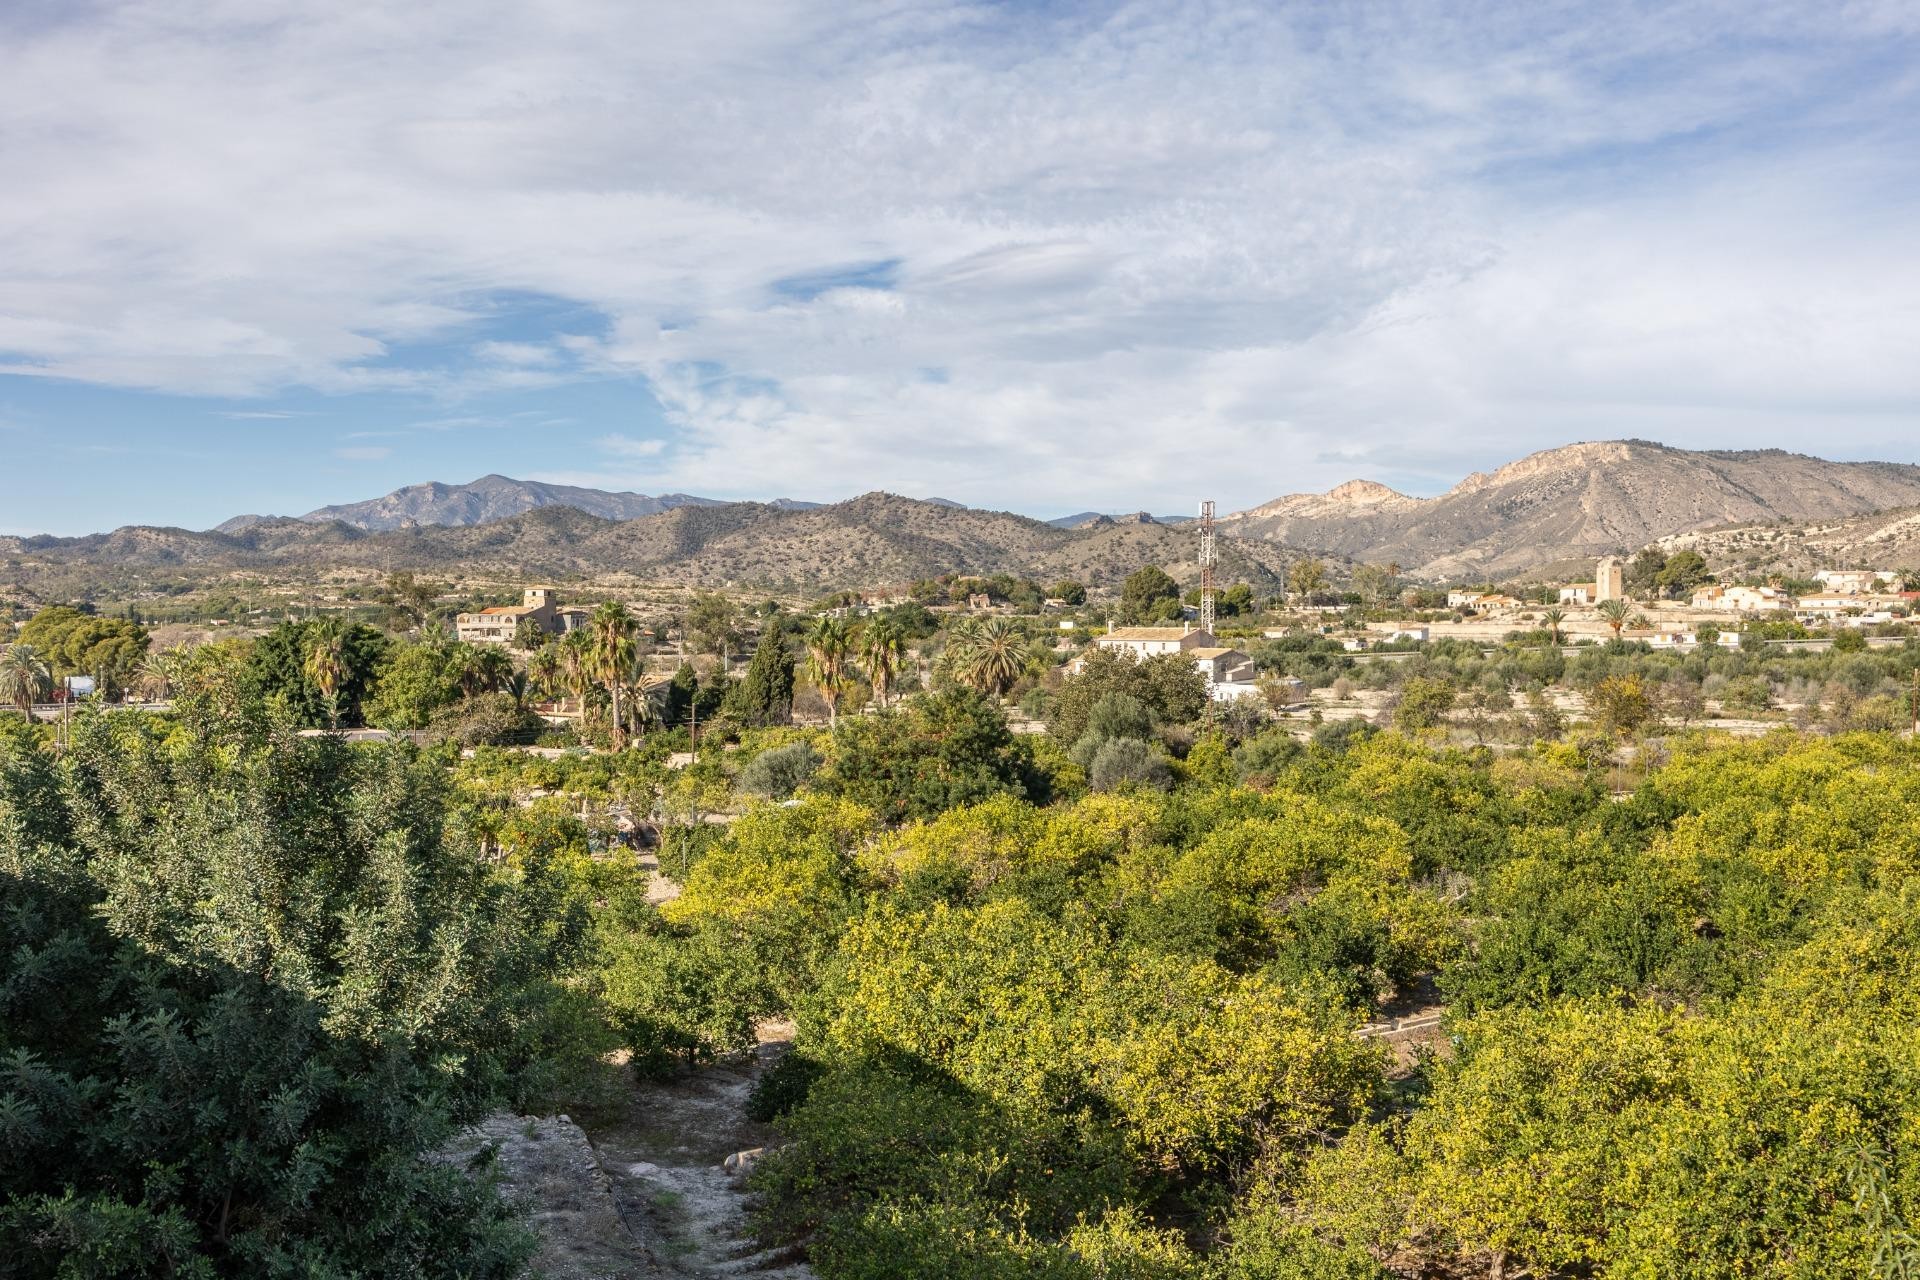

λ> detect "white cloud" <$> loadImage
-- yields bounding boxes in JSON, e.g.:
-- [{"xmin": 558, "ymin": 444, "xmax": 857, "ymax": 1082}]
[
  {"xmin": 597, "ymin": 434, "xmax": 668, "ymax": 458},
  {"xmin": 1, "ymin": 0, "xmax": 1916, "ymax": 510}
]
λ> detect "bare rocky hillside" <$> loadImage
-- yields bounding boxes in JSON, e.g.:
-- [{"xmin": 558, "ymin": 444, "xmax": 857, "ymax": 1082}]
[{"xmin": 1224, "ymin": 440, "xmax": 1920, "ymax": 578}]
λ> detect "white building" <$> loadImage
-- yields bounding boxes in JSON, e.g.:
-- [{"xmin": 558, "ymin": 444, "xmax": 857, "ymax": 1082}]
[
  {"xmin": 1813, "ymin": 569, "xmax": 1895, "ymax": 595},
  {"xmin": 1095, "ymin": 624, "xmax": 1219, "ymax": 658},
  {"xmin": 1691, "ymin": 585, "xmax": 1790, "ymax": 613},
  {"xmin": 455, "ymin": 588, "xmax": 589, "ymax": 645}
]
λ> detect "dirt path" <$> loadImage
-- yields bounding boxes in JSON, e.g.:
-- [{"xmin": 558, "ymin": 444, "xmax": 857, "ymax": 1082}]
[{"xmin": 585, "ymin": 1026, "xmax": 813, "ymax": 1279}]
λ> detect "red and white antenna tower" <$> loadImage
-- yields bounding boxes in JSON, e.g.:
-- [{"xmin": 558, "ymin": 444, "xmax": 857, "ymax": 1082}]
[{"xmin": 1198, "ymin": 500, "xmax": 1216, "ymax": 635}]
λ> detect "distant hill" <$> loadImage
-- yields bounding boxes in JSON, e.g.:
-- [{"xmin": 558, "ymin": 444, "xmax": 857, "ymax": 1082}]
[
  {"xmin": 1046, "ymin": 511, "xmax": 1189, "ymax": 529},
  {"xmin": 1, "ymin": 493, "xmax": 1314, "ymax": 594},
  {"xmin": 1653, "ymin": 505, "xmax": 1920, "ymax": 579},
  {"xmin": 295, "ymin": 474, "xmax": 725, "ymax": 530},
  {"xmin": 1224, "ymin": 441, "xmax": 1920, "ymax": 578}
]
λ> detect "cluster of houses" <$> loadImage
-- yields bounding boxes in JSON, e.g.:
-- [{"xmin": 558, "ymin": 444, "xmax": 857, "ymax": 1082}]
[
  {"xmin": 1689, "ymin": 569, "xmax": 1911, "ymax": 625},
  {"xmin": 1444, "ymin": 558, "xmax": 1913, "ymax": 631}
]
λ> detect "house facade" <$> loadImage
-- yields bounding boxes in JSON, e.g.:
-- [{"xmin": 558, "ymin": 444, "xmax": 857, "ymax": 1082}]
[
  {"xmin": 1691, "ymin": 585, "xmax": 1790, "ymax": 612},
  {"xmin": 454, "ymin": 588, "xmax": 588, "ymax": 646}
]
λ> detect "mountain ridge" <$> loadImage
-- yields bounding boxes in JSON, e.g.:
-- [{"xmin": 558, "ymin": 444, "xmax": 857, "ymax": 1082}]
[{"xmin": 1224, "ymin": 440, "xmax": 1920, "ymax": 576}]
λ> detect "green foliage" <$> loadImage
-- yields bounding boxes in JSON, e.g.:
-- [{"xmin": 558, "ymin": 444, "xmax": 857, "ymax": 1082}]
[
  {"xmin": 1088, "ymin": 737, "xmax": 1171, "ymax": 792},
  {"xmin": 739, "ymin": 739, "xmax": 823, "ymax": 799},
  {"xmin": 1049, "ymin": 648, "xmax": 1209, "ymax": 745},
  {"xmin": 0, "ymin": 720, "xmax": 597, "ymax": 1276},
  {"xmin": 245, "ymin": 619, "xmax": 389, "ymax": 728},
  {"xmin": 818, "ymin": 688, "xmax": 1033, "ymax": 824},
  {"xmin": 727, "ymin": 630, "xmax": 796, "ymax": 727},
  {"xmin": 16, "ymin": 606, "xmax": 151, "ymax": 696},
  {"xmin": 1120, "ymin": 565, "xmax": 1181, "ymax": 622},
  {"xmin": 365, "ymin": 638, "xmax": 463, "ymax": 729},
  {"xmin": 1392, "ymin": 675, "xmax": 1455, "ymax": 731}
]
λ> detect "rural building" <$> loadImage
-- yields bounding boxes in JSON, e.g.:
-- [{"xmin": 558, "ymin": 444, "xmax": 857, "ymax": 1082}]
[
  {"xmin": 1558, "ymin": 583, "xmax": 1597, "ymax": 606},
  {"xmin": 1691, "ymin": 585, "xmax": 1789, "ymax": 612},
  {"xmin": 1447, "ymin": 591, "xmax": 1524, "ymax": 612},
  {"xmin": 1095, "ymin": 624, "xmax": 1220, "ymax": 658},
  {"xmin": 454, "ymin": 588, "xmax": 587, "ymax": 646},
  {"xmin": 1813, "ymin": 569, "xmax": 1894, "ymax": 595},
  {"xmin": 1090, "ymin": 624, "xmax": 1255, "ymax": 695},
  {"xmin": 1595, "ymin": 556, "xmax": 1625, "ymax": 603},
  {"xmin": 1188, "ymin": 646, "xmax": 1255, "ymax": 686}
]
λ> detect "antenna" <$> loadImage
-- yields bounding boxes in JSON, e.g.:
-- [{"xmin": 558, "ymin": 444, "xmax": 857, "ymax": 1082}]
[{"xmin": 1198, "ymin": 500, "xmax": 1216, "ymax": 635}]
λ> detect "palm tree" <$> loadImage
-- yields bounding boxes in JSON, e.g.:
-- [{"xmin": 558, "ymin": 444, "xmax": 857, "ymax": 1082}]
[
  {"xmin": 134, "ymin": 650, "xmax": 182, "ymax": 702},
  {"xmin": 1542, "ymin": 608, "xmax": 1565, "ymax": 646},
  {"xmin": 303, "ymin": 622, "xmax": 348, "ymax": 729},
  {"xmin": 557, "ymin": 629, "xmax": 593, "ymax": 710},
  {"xmin": 1597, "ymin": 598, "xmax": 1632, "ymax": 641},
  {"xmin": 619, "ymin": 657, "xmax": 658, "ymax": 742},
  {"xmin": 473, "ymin": 645, "xmax": 515, "ymax": 695},
  {"xmin": 526, "ymin": 645, "xmax": 563, "ymax": 704},
  {"xmin": 0, "ymin": 644, "xmax": 50, "ymax": 721},
  {"xmin": 588, "ymin": 601, "xmax": 639, "ymax": 747},
  {"xmin": 861, "ymin": 616, "xmax": 908, "ymax": 709},
  {"xmin": 957, "ymin": 616, "xmax": 1024, "ymax": 698},
  {"xmin": 803, "ymin": 616, "xmax": 855, "ymax": 728},
  {"xmin": 446, "ymin": 643, "xmax": 490, "ymax": 700}
]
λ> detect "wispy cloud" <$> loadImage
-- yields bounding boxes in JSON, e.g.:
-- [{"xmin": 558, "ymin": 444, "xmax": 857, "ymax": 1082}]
[
  {"xmin": 1, "ymin": 1, "xmax": 1917, "ymax": 510},
  {"xmin": 334, "ymin": 444, "xmax": 391, "ymax": 461},
  {"xmin": 597, "ymin": 434, "xmax": 668, "ymax": 458}
]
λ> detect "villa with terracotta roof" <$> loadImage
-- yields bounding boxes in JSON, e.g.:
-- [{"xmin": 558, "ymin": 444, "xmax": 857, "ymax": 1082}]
[{"xmin": 454, "ymin": 588, "xmax": 588, "ymax": 645}]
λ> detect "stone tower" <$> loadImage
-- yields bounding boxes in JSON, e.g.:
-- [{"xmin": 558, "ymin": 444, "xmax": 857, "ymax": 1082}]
[{"xmin": 1595, "ymin": 556, "xmax": 1625, "ymax": 603}]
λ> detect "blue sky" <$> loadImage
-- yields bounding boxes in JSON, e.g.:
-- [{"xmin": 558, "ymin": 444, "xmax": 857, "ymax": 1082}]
[{"xmin": 2, "ymin": 0, "xmax": 1918, "ymax": 535}]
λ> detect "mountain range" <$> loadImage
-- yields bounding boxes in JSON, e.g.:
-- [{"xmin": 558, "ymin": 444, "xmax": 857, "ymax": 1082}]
[
  {"xmin": 0, "ymin": 494, "xmax": 1307, "ymax": 597},
  {"xmin": 215, "ymin": 474, "xmax": 823, "ymax": 534},
  {"xmin": 1221, "ymin": 440, "xmax": 1920, "ymax": 577},
  {"xmin": 8, "ymin": 440, "xmax": 1920, "ymax": 599}
]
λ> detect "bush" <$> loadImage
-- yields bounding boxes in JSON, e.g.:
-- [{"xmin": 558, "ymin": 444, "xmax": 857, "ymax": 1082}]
[
  {"xmin": 1089, "ymin": 737, "xmax": 1172, "ymax": 792},
  {"xmin": 0, "ymin": 723, "xmax": 580, "ymax": 1276},
  {"xmin": 739, "ymin": 740, "xmax": 823, "ymax": 799},
  {"xmin": 1234, "ymin": 729, "xmax": 1303, "ymax": 783},
  {"xmin": 429, "ymin": 691, "xmax": 544, "ymax": 746}
]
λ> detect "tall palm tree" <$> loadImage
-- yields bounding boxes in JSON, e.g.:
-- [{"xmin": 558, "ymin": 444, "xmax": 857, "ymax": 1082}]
[
  {"xmin": 0, "ymin": 644, "xmax": 50, "ymax": 721},
  {"xmin": 303, "ymin": 622, "xmax": 348, "ymax": 729},
  {"xmin": 557, "ymin": 629, "xmax": 593, "ymax": 710},
  {"xmin": 958, "ymin": 616, "xmax": 1023, "ymax": 698},
  {"xmin": 588, "ymin": 601, "xmax": 639, "ymax": 747},
  {"xmin": 861, "ymin": 616, "xmax": 907, "ymax": 709},
  {"xmin": 803, "ymin": 616, "xmax": 855, "ymax": 728},
  {"xmin": 1597, "ymin": 598, "xmax": 1632, "ymax": 641},
  {"xmin": 1543, "ymin": 608, "xmax": 1566, "ymax": 646}
]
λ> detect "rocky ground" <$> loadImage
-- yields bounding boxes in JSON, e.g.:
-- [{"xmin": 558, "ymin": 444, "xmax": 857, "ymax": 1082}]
[{"xmin": 441, "ymin": 1024, "xmax": 811, "ymax": 1279}]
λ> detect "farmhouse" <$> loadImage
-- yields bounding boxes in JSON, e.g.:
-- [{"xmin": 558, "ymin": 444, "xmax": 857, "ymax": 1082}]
[{"xmin": 454, "ymin": 588, "xmax": 588, "ymax": 646}]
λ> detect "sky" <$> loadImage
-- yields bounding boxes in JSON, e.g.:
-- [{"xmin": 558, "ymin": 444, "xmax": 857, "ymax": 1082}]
[{"xmin": 2, "ymin": 0, "xmax": 1918, "ymax": 536}]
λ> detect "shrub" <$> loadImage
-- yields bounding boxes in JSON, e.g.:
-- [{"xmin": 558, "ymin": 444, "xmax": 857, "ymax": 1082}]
[
  {"xmin": 739, "ymin": 740, "xmax": 823, "ymax": 799},
  {"xmin": 1089, "ymin": 737, "xmax": 1172, "ymax": 792}
]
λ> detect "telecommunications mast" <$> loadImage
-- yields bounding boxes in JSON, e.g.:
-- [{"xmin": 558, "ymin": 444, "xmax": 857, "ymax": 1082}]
[{"xmin": 1198, "ymin": 500, "xmax": 1217, "ymax": 635}]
